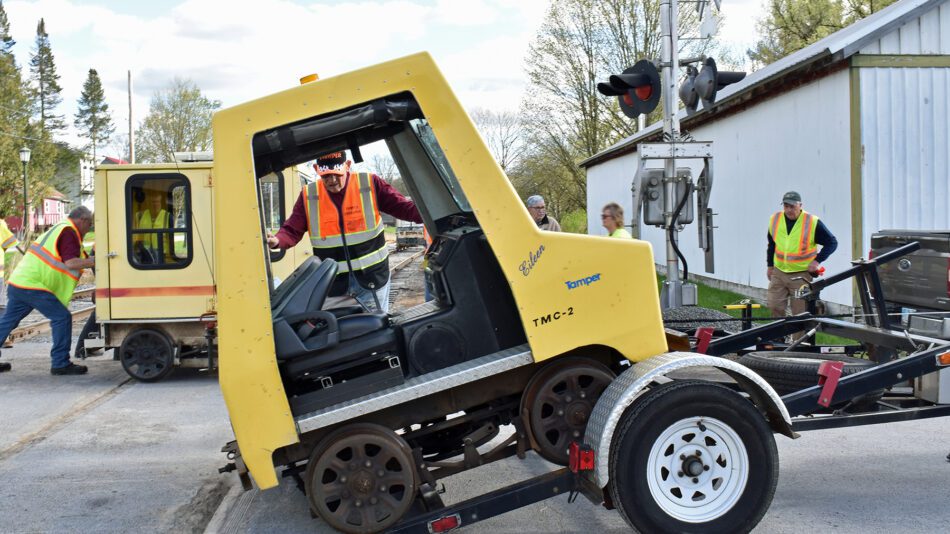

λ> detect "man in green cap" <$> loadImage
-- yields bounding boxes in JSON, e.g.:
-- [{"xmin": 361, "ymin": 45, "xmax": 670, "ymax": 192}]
[{"xmin": 767, "ymin": 191, "xmax": 837, "ymax": 321}]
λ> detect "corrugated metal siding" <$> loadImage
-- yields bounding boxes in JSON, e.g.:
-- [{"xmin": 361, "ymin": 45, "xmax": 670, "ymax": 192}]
[
  {"xmin": 860, "ymin": 67, "xmax": 950, "ymax": 251},
  {"xmin": 587, "ymin": 70, "xmax": 854, "ymax": 305},
  {"xmin": 860, "ymin": 2, "xmax": 950, "ymax": 53}
]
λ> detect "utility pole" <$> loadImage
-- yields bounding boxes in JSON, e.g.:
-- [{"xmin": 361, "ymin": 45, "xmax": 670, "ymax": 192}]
[{"xmin": 129, "ymin": 70, "xmax": 135, "ymax": 164}]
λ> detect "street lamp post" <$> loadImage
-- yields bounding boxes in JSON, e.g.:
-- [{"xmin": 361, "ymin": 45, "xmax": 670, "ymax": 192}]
[{"xmin": 19, "ymin": 146, "xmax": 31, "ymax": 240}]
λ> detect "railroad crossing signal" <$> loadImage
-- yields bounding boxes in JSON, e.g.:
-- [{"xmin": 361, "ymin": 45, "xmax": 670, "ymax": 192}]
[
  {"xmin": 597, "ymin": 59, "xmax": 661, "ymax": 118},
  {"xmin": 692, "ymin": 58, "xmax": 746, "ymax": 109}
]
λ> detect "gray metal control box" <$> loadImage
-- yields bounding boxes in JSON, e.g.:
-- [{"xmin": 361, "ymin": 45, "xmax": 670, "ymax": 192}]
[{"xmin": 640, "ymin": 168, "xmax": 693, "ymax": 227}]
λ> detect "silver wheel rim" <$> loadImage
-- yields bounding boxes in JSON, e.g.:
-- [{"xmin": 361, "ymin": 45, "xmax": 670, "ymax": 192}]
[{"xmin": 645, "ymin": 416, "xmax": 749, "ymax": 523}]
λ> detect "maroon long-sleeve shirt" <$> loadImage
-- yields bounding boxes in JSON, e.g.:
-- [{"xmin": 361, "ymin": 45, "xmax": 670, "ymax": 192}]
[{"xmin": 274, "ymin": 173, "xmax": 422, "ymax": 249}]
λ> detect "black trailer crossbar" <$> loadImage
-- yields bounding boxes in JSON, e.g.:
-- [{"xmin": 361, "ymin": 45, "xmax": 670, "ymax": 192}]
[
  {"xmin": 389, "ymin": 468, "xmax": 576, "ymax": 533},
  {"xmin": 782, "ymin": 342, "xmax": 950, "ymax": 417},
  {"xmin": 704, "ymin": 316, "xmax": 818, "ymax": 356},
  {"xmin": 792, "ymin": 403, "xmax": 950, "ymax": 431}
]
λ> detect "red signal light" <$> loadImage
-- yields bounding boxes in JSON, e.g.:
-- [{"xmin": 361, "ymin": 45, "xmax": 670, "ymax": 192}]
[{"xmin": 596, "ymin": 59, "xmax": 660, "ymax": 118}]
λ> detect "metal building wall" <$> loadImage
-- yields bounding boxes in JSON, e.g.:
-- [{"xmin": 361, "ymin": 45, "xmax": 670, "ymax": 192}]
[
  {"xmin": 587, "ymin": 70, "xmax": 854, "ymax": 305},
  {"xmin": 859, "ymin": 66, "xmax": 950, "ymax": 248},
  {"xmin": 859, "ymin": 2, "xmax": 950, "ymax": 54}
]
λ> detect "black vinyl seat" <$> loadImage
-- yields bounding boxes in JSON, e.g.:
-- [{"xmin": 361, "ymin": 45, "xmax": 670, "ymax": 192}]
[{"xmin": 271, "ymin": 257, "xmax": 394, "ymax": 380}]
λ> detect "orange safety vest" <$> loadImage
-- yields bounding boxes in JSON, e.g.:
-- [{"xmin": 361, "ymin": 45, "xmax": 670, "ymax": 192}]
[
  {"xmin": 769, "ymin": 211, "xmax": 818, "ymax": 272},
  {"xmin": 302, "ymin": 172, "xmax": 389, "ymax": 282}
]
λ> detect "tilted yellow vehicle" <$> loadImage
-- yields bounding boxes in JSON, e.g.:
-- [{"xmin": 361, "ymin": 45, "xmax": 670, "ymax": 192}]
[
  {"xmin": 91, "ymin": 154, "xmax": 312, "ymax": 381},
  {"xmin": 213, "ymin": 53, "xmax": 793, "ymax": 533}
]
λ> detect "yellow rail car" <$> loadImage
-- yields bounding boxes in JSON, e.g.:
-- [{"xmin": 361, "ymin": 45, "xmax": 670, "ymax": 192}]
[
  {"xmin": 91, "ymin": 156, "xmax": 312, "ymax": 381},
  {"xmin": 213, "ymin": 54, "xmax": 790, "ymax": 533}
]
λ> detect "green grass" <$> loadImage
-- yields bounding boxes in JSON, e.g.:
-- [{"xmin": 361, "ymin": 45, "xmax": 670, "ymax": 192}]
[
  {"xmin": 83, "ymin": 231, "xmax": 95, "ymax": 255},
  {"xmin": 659, "ymin": 274, "xmax": 859, "ymax": 346},
  {"xmin": 385, "ymin": 226, "xmax": 396, "ymax": 234}
]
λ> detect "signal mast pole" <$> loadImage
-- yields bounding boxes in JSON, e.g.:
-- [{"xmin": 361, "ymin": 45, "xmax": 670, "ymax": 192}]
[{"xmin": 660, "ymin": 0, "xmax": 684, "ymax": 307}]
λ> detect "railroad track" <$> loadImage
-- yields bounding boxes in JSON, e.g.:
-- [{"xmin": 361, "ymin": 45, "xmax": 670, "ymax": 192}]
[
  {"xmin": 7, "ymin": 287, "xmax": 96, "ymax": 343},
  {"xmin": 6, "ymin": 249, "xmax": 425, "ymax": 344}
]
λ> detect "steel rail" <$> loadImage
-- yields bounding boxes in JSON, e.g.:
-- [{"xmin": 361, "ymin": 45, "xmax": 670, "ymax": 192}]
[{"xmin": 7, "ymin": 305, "xmax": 95, "ymax": 343}]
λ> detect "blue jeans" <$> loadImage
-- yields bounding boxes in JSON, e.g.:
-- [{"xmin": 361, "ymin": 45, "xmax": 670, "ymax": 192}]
[
  {"xmin": 347, "ymin": 276, "xmax": 391, "ymax": 313},
  {"xmin": 0, "ymin": 285, "xmax": 73, "ymax": 368}
]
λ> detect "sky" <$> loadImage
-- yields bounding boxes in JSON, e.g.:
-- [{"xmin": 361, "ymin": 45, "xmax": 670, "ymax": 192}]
[{"xmin": 3, "ymin": 0, "xmax": 767, "ymax": 155}]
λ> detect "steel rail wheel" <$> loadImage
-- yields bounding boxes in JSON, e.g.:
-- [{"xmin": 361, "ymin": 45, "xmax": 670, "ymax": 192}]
[
  {"xmin": 119, "ymin": 328, "xmax": 175, "ymax": 382},
  {"xmin": 305, "ymin": 423, "xmax": 417, "ymax": 534},
  {"xmin": 609, "ymin": 380, "xmax": 778, "ymax": 534},
  {"xmin": 522, "ymin": 357, "xmax": 615, "ymax": 465}
]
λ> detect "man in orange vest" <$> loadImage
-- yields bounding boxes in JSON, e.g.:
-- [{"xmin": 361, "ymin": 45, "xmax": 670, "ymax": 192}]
[
  {"xmin": 0, "ymin": 206, "xmax": 96, "ymax": 374},
  {"xmin": 267, "ymin": 151, "xmax": 421, "ymax": 312},
  {"xmin": 767, "ymin": 191, "xmax": 837, "ymax": 319}
]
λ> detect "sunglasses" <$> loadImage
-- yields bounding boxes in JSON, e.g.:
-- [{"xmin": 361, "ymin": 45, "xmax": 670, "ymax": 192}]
[{"xmin": 601, "ymin": 214, "xmax": 611, "ymax": 219}]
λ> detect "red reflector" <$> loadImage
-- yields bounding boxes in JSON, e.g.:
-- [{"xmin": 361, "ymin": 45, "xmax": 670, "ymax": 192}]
[
  {"xmin": 634, "ymin": 85, "xmax": 652, "ymax": 101},
  {"xmin": 569, "ymin": 442, "xmax": 595, "ymax": 473},
  {"xmin": 429, "ymin": 514, "xmax": 461, "ymax": 533}
]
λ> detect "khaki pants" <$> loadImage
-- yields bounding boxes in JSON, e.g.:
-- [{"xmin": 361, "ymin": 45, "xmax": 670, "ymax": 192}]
[{"xmin": 767, "ymin": 268, "xmax": 813, "ymax": 318}]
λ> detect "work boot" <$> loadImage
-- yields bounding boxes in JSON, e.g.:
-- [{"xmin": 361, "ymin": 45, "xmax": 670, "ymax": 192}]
[
  {"xmin": 0, "ymin": 361, "xmax": 10, "ymax": 373},
  {"xmin": 51, "ymin": 363, "xmax": 88, "ymax": 375}
]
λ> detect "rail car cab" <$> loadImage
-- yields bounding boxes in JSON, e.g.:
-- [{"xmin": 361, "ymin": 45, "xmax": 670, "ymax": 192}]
[
  {"xmin": 214, "ymin": 53, "xmax": 667, "ymax": 532},
  {"xmin": 92, "ymin": 154, "xmax": 313, "ymax": 381}
]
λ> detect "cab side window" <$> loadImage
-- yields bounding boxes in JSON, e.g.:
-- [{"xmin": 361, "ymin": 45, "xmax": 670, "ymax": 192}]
[
  {"xmin": 260, "ymin": 171, "xmax": 286, "ymax": 262},
  {"xmin": 126, "ymin": 174, "xmax": 192, "ymax": 269}
]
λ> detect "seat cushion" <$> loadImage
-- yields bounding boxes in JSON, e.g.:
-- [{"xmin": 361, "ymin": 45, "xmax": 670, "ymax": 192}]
[
  {"xmin": 283, "ymin": 328, "xmax": 398, "ymax": 380},
  {"xmin": 338, "ymin": 313, "xmax": 389, "ymax": 341}
]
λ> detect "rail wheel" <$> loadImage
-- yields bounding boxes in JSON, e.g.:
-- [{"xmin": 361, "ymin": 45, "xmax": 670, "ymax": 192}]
[
  {"xmin": 119, "ymin": 328, "xmax": 175, "ymax": 382},
  {"xmin": 521, "ymin": 357, "xmax": 615, "ymax": 465},
  {"xmin": 609, "ymin": 380, "xmax": 778, "ymax": 534},
  {"xmin": 306, "ymin": 423, "xmax": 417, "ymax": 534}
]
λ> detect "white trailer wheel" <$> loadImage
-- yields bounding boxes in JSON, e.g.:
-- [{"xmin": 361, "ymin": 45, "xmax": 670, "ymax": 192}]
[
  {"xmin": 608, "ymin": 380, "xmax": 778, "ymax": 534},
  {"xmin": 645, "ymin": 416, "xmax": 748, "ymax": 522}
]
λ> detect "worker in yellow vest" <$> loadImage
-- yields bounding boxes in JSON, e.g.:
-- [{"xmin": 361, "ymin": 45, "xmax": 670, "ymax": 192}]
[
  {"xmin": 766, "ymin": 191, "xmax": 837, "ymax": 320},
  {"xmin": 267, "ymin": 151, "xmax": 421, "ymax": 312},
  {"xmin": 136, "ymin": 194, "xmax": 171, "ymax": 264},
  {"xmin": 0, "ymin": 207, "xmax": 96, "ymax": 374},
  {"xmin": 0, "ymin": 216, "xmax": 22, "ymax": 348}
]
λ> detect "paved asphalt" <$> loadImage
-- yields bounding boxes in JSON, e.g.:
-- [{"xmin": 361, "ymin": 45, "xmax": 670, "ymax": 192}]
[
  {"xmin": 213, "ymin": 414, "xmax": 950, "ymax": 533},
  {"xmin": 0, "ymin": 342, "xmax": 233, "ymax": 534}
]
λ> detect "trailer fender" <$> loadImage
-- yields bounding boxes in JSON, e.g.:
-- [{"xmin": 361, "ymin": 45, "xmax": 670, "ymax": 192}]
[{"xmin": 584, "ymin": 351, "xmax": 794, "ymax": 489}]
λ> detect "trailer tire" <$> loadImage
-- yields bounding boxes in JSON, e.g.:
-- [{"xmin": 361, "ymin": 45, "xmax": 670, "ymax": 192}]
[
  {"xmin": 609, "ymin": 380, "xmax": 778, "ymax": 534},
  {"xmin": 738, "ymin": 351, "xmax": 880, "ymax": 397}
]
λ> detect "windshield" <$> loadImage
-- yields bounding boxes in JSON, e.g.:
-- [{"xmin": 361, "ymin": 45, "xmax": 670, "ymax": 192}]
[{"xmin": 409, "ymin": 118, "xmax": 471, "ymax": 212}]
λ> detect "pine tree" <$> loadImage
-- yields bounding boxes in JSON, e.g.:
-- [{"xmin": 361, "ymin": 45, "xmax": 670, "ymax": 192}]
[
  {"xmin": 74, "ymin": 69, "xmax": 115, "ymax": 161},
  {"xmin": 30, "ymin": 18, "xmax": 65, "ymax": 134},
  {"xmin": 0, "ymin": 1, "xmax": 33, "ymax": 217}
]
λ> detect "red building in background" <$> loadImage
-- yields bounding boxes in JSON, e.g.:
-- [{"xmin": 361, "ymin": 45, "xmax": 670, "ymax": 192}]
[{"xmin": 4, "ymin": 188, "xmax": 71, "ymax": 234}]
